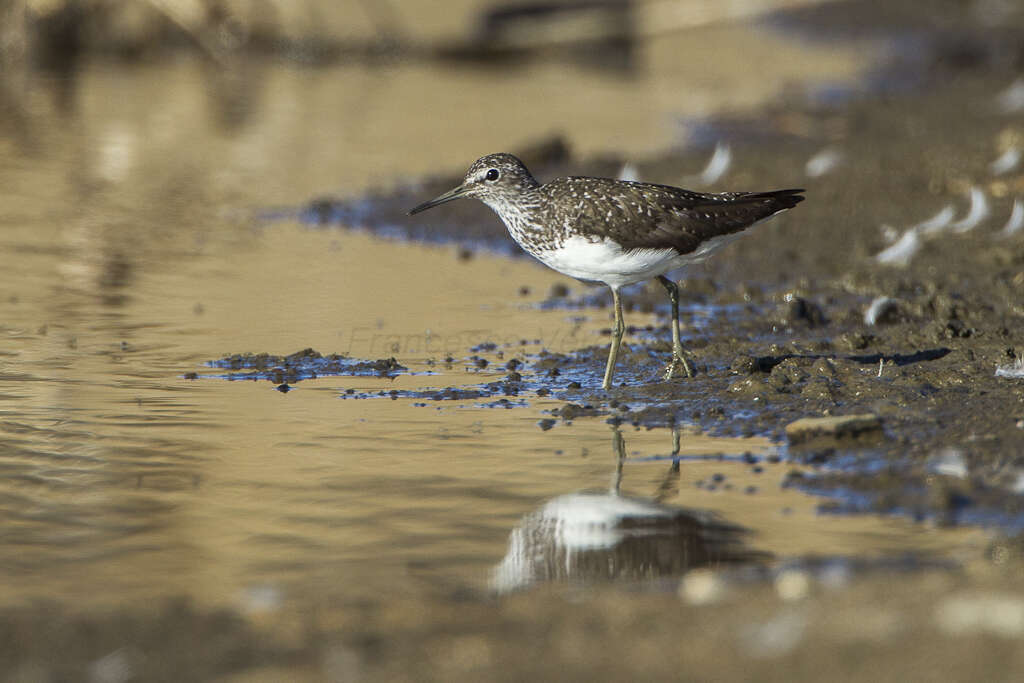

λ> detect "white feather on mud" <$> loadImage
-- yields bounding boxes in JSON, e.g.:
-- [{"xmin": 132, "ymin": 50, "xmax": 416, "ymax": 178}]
[
  {"xmin": 990, "ymin": 146, "xmax": 1021, "ymax": 175},
  {"xmin": 996, "ymin": 356, "xmax": 1024, "ymax": 379},
  {"xmin": 875, "ymin": 228, "xmax": 922, "ymax": 266},
  {"xmin": 876, "ymin": 189, "xmax": 990, "ymax": 266},
  {"xmin": 927, "ymin": 448, "xmax": 968, "ymax": 478},
  {"xmin": 996, "ymin": 198, "xmax": 1024, "ymax": 238},
  {"xmin": 915, "ymin": 205, "xmax": 955, "ymax": 235},
  {"xmin": 951, "ymin": 187, "xmax": 990, "ymax": 233},
  {"xmin": 698, "ymin": 143, "xmax": 731, "ymax": 185},
  {"xmin": 864, "ymin": 296, "xmax": 902, "ymax": 325}
]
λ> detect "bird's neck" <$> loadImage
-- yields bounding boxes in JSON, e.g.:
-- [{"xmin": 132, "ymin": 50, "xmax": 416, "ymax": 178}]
[
  {"xmin": 482, "ymin": 186, "xmax": 540, "ymax": 227},
  {"xmin": 484, "ymin": 187, "xmax": 557, "ymax": 253}
]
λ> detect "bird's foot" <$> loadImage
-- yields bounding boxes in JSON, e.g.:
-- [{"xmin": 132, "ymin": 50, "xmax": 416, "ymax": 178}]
[{"xmin": 663, "ymin": 353, "xmax": 695, "ymax": 380}]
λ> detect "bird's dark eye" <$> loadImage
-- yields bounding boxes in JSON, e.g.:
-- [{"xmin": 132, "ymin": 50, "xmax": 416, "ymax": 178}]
[{"xmin": 485, "ymin": 168, "xmax": 500, "ymax": 181}]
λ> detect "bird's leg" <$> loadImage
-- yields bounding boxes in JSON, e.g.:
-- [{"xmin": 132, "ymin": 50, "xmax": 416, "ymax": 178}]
[
  {"xmin": 601, "ymin": 287, "xmax": 625, "ymax": 390},
  {"xmin": 657, "ymin": 275, "xmax": 695, "ymax": 379},
  {"xmin": 610, "ymin": 426, "xmax": 625, "ymax": 494},
  {"xmin": 653, "ymin": 425, "xmax": 682, "ymax": 504}
]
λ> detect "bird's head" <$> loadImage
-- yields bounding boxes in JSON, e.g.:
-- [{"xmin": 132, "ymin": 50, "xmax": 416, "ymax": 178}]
[{"xmin": 408, "ymin": 153, "xmax": 539, "ymax": 215}]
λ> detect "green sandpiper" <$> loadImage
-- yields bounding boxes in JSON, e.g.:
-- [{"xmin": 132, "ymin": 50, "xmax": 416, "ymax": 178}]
[{"xmin": 409, "ymin": 153, "xmax": 804, "ymax": 390}]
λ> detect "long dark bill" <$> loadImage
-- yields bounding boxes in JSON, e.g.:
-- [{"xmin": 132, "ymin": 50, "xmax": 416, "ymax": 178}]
[{"xmin": 407, "ymin": 185, "xmax": 472, "ymax": 215}]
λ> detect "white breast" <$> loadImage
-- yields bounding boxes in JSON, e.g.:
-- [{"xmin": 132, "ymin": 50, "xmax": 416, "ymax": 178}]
[{"xmin": 533, "ymin": 235, "xmax": 689, "ymax": 289}]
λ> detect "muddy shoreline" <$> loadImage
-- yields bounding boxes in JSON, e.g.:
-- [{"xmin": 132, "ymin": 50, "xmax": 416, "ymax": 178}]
[{"xmin": 280, "ymin": 54, "xmax": 1024, "ymax": 537}]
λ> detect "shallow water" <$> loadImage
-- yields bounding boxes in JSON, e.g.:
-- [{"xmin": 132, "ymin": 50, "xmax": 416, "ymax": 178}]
[{"xmin": 0, "ymin": 214, "xmax": 989, "ymax": 613}]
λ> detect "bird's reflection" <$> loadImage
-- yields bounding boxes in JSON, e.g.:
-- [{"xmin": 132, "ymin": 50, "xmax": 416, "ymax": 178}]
[{"xmin": 492, "ymin": 427, "xmax": 769, "ymax": 592}]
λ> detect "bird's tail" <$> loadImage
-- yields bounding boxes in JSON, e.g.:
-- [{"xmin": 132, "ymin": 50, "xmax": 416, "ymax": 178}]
[{"xmin": 747, "ymin": 188, "xmax": 805, "ymax": 211}]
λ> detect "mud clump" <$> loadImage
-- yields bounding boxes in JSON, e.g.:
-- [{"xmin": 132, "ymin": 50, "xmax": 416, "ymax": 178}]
[
  {"xmin": 205, "ymin": 348, "xmax": 407, "ymax": 382},
  {"xmin": 727, "ymin": 376, "xmax": 774, "ymax": 399},
  {"xmin": 780, "ymin": 297, "xmax": 828, "ymax": 328},
  {"xmin": 429, "ymin": 388, "xmax": 488, "ymax": 401},
  {"xmin": 785, "ymin": 414, "xmax": 884, "ymax": 446},
  {"xmin": 551, "ymin": 403, "xmax": 603, "ymax": 422},
  {"xmin": 729, "ymin": 356, "xmax": 764, "ymax": 375}
]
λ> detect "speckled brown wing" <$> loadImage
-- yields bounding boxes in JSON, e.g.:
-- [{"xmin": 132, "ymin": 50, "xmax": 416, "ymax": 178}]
[{"xmin": 544, "ymin": 177, "xmax": 804, "ymax": 255}]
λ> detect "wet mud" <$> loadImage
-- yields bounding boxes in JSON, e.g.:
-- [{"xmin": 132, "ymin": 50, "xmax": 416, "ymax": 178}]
[{"xmin": 200, "ymin": 348, "xmax": 407, "ymax": 385}]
